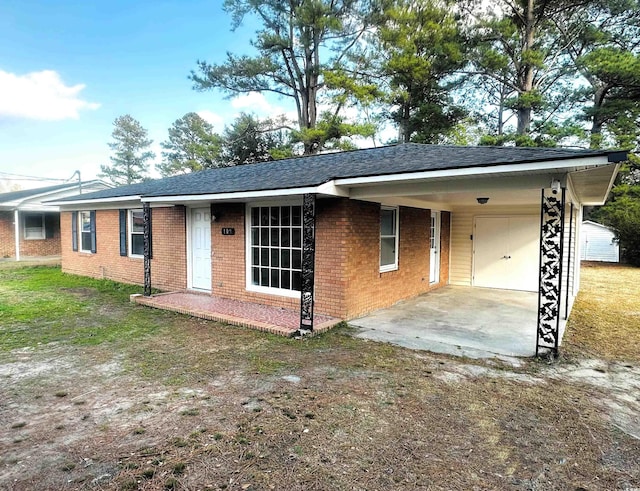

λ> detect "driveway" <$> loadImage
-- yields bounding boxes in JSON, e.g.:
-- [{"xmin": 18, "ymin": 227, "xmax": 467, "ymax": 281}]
[{"xmin": 349, "ymin": 286, "xmax": 540, "ymax": 359}]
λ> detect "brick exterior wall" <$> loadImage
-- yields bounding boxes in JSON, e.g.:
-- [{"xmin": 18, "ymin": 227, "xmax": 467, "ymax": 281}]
[
  {"xmin": 204, "ymin": 198, "xmax": 449, "ymax": 319},
  {"xmin": 207, "ymin": 199, "xmax": 355, "ymax": 318},
  {"xmin": 0, "ymin": 211, "xmax": 61, "ymax": 258},
  {"xmin": 342, "ymin": 201, "xmax": 441, "ymax": 319},
  {"xmin": 59, "ymin": 198, "xmax": 451, "ymax": 321},
  {"xmin": 61, "ymin": 207, "xmax": 187, "ymax": 292},
  {"xmin": 0, "ymin": 211, "xmax": 14, "ymax": 258}
]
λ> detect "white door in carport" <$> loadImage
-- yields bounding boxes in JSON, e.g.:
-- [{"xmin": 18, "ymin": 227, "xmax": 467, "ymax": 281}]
[{"xmin": 473, "ymin": 216, "xmax": 539, "ymax": 292}]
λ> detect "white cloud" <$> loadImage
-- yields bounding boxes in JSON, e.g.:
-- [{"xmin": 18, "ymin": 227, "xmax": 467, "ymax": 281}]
[
  {"xmin": 229, "ymin": 92, "xmax": 299, "ymax": 122},
  {"xmin": 230, "ymin": 91, "xmax": 274, "ymax": 113},
  {"xmin": 196, "ymin": 110, "xmax": 225, "ymax": 132},
  {"xmin": 0, "ymin": 69, "xmax": 100, "ymax": 121}
]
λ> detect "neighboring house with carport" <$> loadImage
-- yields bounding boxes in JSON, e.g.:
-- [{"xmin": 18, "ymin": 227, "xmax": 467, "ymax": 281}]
[
  {"xmin": 580, "ymin": 220, "xmax": 619, "ymax": 262},
  {"xmin": 0, "ymin": 181, "xmax": 110, "ymax": 261},
  {"xmin": 51, "ymin": 144, "xmax": 625, "ymax": 356}
]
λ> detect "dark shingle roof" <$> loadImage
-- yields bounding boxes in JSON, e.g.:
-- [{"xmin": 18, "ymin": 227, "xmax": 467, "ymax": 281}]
[
  {"xmin": 0, "ymin": 182, "xmax": 87, "ymax": 204},
  {"xmin": 55, "ymin": 143, "xmax": 626, "ymax": 202}
]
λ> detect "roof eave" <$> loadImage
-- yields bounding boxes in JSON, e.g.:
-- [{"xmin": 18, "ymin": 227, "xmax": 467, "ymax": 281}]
[
  {"xmin": 333, "ymin": 155, "xmax": 613, "ymax": 187},
  {"xmin": 142, "ymin": 182, "xmax": 348, "ymax": 204},
  {"xmin": 50, "ymin": 195, "xmax": 143, "ymax": 207}
]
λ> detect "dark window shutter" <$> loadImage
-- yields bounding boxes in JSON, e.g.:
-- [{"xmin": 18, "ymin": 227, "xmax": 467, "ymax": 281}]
[
  {"xmin": 119, "ymin": 209, "xmax": 127, "ymax": 256},
  {"xmin": 71, "ymin": 211, "xmax": 78, "ymax": 251},
  {"xmin": 90, "ymin": 211, "xmax": 97, "ymax": 253},
  {"xmin": 44, "ymin": 214, "xmax": 55, "ymax": 239},
  {"xmin": 148, "ymin": 208, "xmax": 153, "ymax": 260}
]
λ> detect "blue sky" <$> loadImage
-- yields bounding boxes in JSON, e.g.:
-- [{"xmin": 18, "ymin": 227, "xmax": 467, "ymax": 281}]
[{"xmin": 0, "ymin": 0, "xmax": 296, "ymax": 188}]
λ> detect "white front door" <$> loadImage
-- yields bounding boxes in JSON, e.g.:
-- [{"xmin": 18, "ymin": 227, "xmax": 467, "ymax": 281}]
[
  {"xmin": 430, "ymin": 211, "xmax": 440, "ymax": 283},
  {"xmin": 473, "ymin": 216, "xmax": 539, "ymax": 292},
  {"xmin": 190, "ymin": 207, "xmax": 211, "ymax": 290}
]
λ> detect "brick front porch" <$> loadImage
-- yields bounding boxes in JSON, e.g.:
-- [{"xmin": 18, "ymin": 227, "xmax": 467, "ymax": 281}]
[{"xmin": 131, "ymin": 292, "xmax": 342, "ymax": 337}]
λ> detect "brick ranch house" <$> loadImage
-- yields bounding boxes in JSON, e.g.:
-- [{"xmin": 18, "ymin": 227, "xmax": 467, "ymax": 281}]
[
  {"xmin": 0, "ymin": 181, "xmax": 109, "ymax": 261},
  {"xmin": 52, "ymin": 144, "xmax": 625, "ymax": 355}
]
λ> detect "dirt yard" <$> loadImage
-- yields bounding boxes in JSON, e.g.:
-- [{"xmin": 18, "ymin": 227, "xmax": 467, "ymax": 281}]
[{"xmin": 0, "ymin": 264, "xmax": 639, "ymax": 490}]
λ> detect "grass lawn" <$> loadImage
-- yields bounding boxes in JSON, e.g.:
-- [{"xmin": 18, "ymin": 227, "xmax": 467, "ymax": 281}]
[
  {"xmin": 563, "ymin": 262, "xmax": 640, "ymax": 363},
  {"xmin": 0, "ymin": 265, "xmax": 639, "ymax": 490}
]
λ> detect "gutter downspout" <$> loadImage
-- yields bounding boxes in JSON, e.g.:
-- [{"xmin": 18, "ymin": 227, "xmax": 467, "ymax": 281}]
[{"xmin": 14, "ymin": 209, "xmax": 20, "ymax": 261}]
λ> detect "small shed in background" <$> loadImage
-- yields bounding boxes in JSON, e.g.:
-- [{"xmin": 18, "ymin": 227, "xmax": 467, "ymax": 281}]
[{"xmin": 580, "ymin": 220, "xmax": 619, "ymax": 263}]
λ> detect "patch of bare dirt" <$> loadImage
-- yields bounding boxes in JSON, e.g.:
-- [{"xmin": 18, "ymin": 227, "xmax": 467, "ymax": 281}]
[
  {"xmin": 1, "ymin": 331, "xmax": 639, "ymax": 491},
  {"xmin": 1, "ymin": 263, "xmax": 640, "ymax": 490}
]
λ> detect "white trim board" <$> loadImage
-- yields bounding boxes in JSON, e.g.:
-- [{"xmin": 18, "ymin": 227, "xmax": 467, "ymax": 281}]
[{"xmin": 334, "ymin": 157, "xmax": 611, "ymax": 187}]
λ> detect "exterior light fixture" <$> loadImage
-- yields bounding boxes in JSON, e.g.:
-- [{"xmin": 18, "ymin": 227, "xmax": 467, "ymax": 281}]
[
  {"xmin": 476, "ymin": 197, "xmax": 489, "ymax": 205},
  {"xmin": 551, "ymin": 179, "xmax": 561, "ymax": 195}
]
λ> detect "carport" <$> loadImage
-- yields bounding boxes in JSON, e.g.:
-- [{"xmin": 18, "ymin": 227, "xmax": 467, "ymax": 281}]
[
  {"xmin": 341, "ymin": 152, "xmax": 624, "ymax": 357},
  {"xmin": 349, "ymin": 286, "xmax": 545, "ymax": 359}
]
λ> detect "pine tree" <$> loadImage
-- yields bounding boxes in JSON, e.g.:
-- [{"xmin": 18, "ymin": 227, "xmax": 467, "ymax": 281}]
[
  {"xmin": 190, "ymin": 0, "xmax": 376, "ymax": 154},
  {"xmin": 157, "ymin": 112, "xmax": 223, "ymax": 176},
  {"xmin": 100, "ymin": 115, "xmax": 155, "ymax": 185}
]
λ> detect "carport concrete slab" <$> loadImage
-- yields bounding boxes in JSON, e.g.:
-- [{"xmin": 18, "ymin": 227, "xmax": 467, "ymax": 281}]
[{"xmin": 349, "ymin": 286, "xmax": 539, "ymax": 359}]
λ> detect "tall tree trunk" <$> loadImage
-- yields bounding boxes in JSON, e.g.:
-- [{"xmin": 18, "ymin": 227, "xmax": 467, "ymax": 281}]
[
  {"xmin": 302, "ymin": 28, "xmax": 320, "ymax": 155},
  {"xmin": 399, "ymin": 102, "xmax": 411, "ymax": 143},
  {"xmin": 516, "ymin": 0, "xmax": 536, "ymax": 140},
  {"xmin": 498, "ymin": 83, "xmax": 508, "ymax": 136}
]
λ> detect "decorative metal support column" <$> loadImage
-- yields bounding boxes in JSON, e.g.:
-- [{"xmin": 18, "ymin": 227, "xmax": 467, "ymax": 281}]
[
  {"xmin": 565, "ymin": 203, "xmax": 574, "ymax": 319},
  {"xmin": 143, "ymin": 202, "xmax": 152, "ymax": 297},
  {"xmin": 536, "ymin": 187, "xmax": 566, "ymax": 356},
  {"xmin": 298, "ymin": 193, "xmax": 316, "ymax": 334}
]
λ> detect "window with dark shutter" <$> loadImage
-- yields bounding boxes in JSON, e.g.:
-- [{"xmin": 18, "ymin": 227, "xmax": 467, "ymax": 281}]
[
  {"xmin": 71, "ymin": 211, "xmax": 78, "ymax": 251},
  {"xmin": 44, "ymin": 214, "xmax": 56, "ymax": 239},
  {"xmin": 148, "ymin": 208, "xmax": 153, "ymax": 260},
  {"xmin": 119, "ymin": 210, "xmax": 127, "ymax": 256},
  {"xmin": 129, "ymin": 209, "xmax": 144, "ymax": 256},
  {"xmin": 89, "ymin": 211, "xmax": 96, "ymax": 253}
]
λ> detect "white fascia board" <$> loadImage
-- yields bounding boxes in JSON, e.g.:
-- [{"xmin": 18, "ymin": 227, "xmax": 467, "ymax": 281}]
[
  {"xmin": 49, "ymin": 195, "xmax": 143, "ymax": 207},
  {"xmin": 142, "ymin": 183, "xmax": 345, "ymax": 203},
  {"xmin": 316, "ymin": 181, "xmax": 350, "ymax": 197},
  {"xmin": 333, "ymin": 156, "xmax": 611, "ymax": 187},
  {"xmin": 17, "ymin": 204, "xmax": 60, "ymax": 212},
  {"xmin": 57, "ymin": 202, "xmax": 169, "ymax": 212},
  {"xmin": 5, "ymin": 184, "xmax": 86, "ymax": 208},
  {"xmin": 349, "ymin": 173, "xmax": 561, "ymax": 199},
  {"xmin": 0, "ymin": 200, "xmax": 20, "ymax": 208},
  {"xmin": 604, "ymin": 163, "xmax": 621, "ymax": 199}
]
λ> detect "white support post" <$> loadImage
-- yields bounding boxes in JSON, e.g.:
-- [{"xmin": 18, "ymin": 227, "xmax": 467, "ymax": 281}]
[{"xmin": 14, "ymin": 209, "xmax": 20, "ymax": 261}]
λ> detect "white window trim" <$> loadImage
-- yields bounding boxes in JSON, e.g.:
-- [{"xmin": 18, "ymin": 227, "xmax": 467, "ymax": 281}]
[
  {"xmin": 23, "ymin": 212, "xmax": 45, "ymax": 240},
  {"xmin": 128, "ymin": 209, "xmax": 144, "ymax": 258},
  {"xmin": 380, "ymin": 206, "xmax": 399, "ymax": 273},
  {"xmin": 78, "ymin": 211, "xmax": 92, "ymax": 253},
  {"xmin": 245, "ymin": 201, "xmax": 302, "ymax": 299}
]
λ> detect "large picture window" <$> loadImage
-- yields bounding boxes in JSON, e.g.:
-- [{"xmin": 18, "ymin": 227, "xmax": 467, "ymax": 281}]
[
  {"xmin": 380, "ymin": 206, "xmax": 399, "ymax": 272},
  {"xmin": 248, "ymin": 204, "xmax": 302, "ymax": 295},
  {"xmin": 24, "ymin": 213, "xmax": 45, "ymax": 240},
  {"xmin": 129, "ymin": 209, "xmax": 145, "ymax": 257}
]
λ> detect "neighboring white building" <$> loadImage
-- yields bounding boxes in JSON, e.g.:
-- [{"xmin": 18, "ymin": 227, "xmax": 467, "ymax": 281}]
[{"xmin": 580, "ymin": 220, "xmax": 619, "ymax": 262}]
